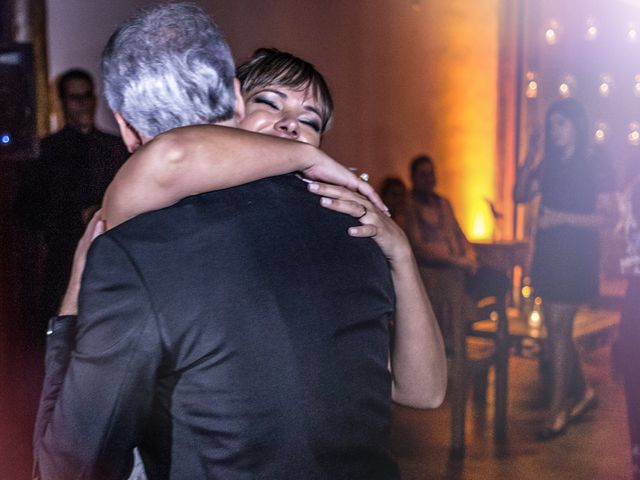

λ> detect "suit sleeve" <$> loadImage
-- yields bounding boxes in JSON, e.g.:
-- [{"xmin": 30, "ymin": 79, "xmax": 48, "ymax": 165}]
[{"xmin": 33, "ymin": 234, "xmax": 163, "ymax": 480}]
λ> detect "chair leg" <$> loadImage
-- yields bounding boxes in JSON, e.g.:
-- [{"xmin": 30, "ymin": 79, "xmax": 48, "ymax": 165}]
[{"xmin": 472, "ymin": 368, "xmax": 489, "ymax": 405}]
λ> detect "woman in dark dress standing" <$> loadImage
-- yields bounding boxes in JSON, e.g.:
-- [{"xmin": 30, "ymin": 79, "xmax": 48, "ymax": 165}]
[{"xmin": 515, "ymin": 98, "xmax": 602, "ymax": 440}]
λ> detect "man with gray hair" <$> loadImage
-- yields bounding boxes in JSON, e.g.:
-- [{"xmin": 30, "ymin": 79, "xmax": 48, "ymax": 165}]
[{"xmin": 33, "ymin": 3, "xmax": 398, "ymax": 479}]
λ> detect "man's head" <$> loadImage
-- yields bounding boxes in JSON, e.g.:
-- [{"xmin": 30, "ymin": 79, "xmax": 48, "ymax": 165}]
[
  {"xmin": 410, "ymin": 154, "xmax": 436, "ymax": 195},
  {"xmin": 101, "ymin": 3, "xmax": 243, "ymax": 151},
  {"xmin": 58, "ymin": 69, "xmax": 96, "ymax": 134}
]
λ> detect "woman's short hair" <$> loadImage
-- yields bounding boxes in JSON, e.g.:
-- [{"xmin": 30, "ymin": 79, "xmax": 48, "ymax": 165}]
[
  {"xmin": 102, "ymin": 3, "xmax": 237, "ymax": 138},
  {"xmin": 237, "ymin": 48, "xmax": 334, "ymax": 134}
]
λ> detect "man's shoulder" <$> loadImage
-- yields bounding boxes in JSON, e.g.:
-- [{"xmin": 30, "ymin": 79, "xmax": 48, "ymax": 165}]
[{"xmin": 107, "ymin": 174, "xmax": 309, "ymax": 236}]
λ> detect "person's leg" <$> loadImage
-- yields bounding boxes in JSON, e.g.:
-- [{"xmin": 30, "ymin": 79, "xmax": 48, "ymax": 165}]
[{"xmin": 538, "ymin": 301, "xmax": 578, "ymax": 437}]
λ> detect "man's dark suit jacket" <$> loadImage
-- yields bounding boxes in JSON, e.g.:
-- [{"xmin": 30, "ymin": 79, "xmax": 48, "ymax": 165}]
[{"xmin": 34, "ymin": 174, "xmax": 399, "ymax": 479}]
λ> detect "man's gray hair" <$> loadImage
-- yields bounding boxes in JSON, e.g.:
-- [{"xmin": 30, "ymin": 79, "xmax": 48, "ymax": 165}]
[{"xmin": 102, "ymin": 3, "xmax": 236, "ymax": 138}]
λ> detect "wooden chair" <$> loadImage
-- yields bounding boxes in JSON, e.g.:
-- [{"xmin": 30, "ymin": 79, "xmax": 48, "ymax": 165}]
[{"xmin": 449, "ymin": 267, "xmax": 510, "ymax": 458}]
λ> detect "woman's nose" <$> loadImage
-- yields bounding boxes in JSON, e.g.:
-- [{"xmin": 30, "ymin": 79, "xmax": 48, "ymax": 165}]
[{"xmin": 275, "ymin": 117, "xmax": 299, "ymax": 138}]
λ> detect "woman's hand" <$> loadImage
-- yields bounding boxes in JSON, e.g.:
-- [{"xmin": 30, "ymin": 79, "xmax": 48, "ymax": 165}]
[
  {"xmin": 299, "ymin": 151, "xmax": 389, "ymax": 214},
  {"xmin": 58, "ymin": 210, "xmax": 105, "ymax": 315},
  {"xmin": 307, "ymin": 181, "xmax": 410, "ymax": 264}
]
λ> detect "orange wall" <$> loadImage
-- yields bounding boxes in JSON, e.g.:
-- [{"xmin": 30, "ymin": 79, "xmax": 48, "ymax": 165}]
[
  {"xmin": 206, "ymin": 0, "xmax": 500, "ymax": 239},
  {"xmin": 46, "ymin": 0, "xmax": 502, "ymax": 239}
]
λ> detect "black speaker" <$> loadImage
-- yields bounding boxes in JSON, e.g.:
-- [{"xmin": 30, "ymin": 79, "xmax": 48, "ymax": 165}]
[{"xmin": 0, "ymin": 43, "xmax": 37, "ymax": 161}]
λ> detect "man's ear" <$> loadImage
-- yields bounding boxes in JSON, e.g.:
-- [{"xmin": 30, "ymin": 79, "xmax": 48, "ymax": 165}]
[
  {"xmin": 232, "ymin": 78, "xmax": 245, "ymax": 122},
  {"xmin": 114, "ymin": 112, "xmax": 143, "ymax": 153}
]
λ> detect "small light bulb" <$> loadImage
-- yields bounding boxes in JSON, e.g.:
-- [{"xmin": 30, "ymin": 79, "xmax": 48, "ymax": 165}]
[
  {"xmin": 559, "ymin": 83, "xmax": 570, "ymax": 97},
  {"xmin": 545, "ymin": 20, "xmax": 559, "ymax": 45},
  {"xmin": 629, "ymin": 123, "xmax": 640, "ymax": 146},
  {"xmin": 629, "ymin": 24, "xmax": 638, "ymax": 43},
  {"xmin": 546, "ymin": 28, "xmax": 557, "ymax": 45},
  {"xmin": 599, "ymin": 83, "xmax": 610, "ymax": 96},
  {"xmin": 529, "ymin": 310, "xmax": 541, "ymax": 327}
]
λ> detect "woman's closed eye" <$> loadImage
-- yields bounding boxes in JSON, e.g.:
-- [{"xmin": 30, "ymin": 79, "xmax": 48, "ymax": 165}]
[
  {"xmin": 253, "ymin": 96, "xmax": 279, "ymax": 109},
  {"xmin": 301, "ymin": 118, "xmax": 321, "ymax": 132}
]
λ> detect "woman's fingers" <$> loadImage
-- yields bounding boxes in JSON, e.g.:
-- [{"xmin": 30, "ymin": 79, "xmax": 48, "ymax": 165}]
[
  {"xmin": 348, "ymin": 224, "xmax": 378, "ymax": 238},
  {"xmin": 320, "ymin": 196, "xmax": 372, "ymax": 220},
  {"xmin": 309, "ymin": 181, "xmax": 370, "ymax": 206}
]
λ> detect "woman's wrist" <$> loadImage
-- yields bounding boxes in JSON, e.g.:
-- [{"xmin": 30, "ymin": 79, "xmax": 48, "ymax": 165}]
[{"xmin": 387, "ymin": 240, "xmax": 416, "ymax": 270}]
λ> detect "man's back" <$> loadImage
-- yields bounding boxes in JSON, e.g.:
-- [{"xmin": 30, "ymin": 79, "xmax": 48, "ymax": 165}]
[{"xmin": 77, "ymin": 174, "xmax": 398, "ymax": 479}]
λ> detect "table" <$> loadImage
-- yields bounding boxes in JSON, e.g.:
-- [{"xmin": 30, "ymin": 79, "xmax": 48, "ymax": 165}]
[{"xmin": 471, "ymin": 307, "xmax": 620, "ymax": 358}]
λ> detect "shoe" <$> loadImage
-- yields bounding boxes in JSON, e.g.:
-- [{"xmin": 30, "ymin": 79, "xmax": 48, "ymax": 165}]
[
  {"xmin": 536, "ymin": 411, "xmax": 569, "ymax": 441},
  {"xmin": 568, "ymin": 388, "xmax": 598, "ymax": 423}
]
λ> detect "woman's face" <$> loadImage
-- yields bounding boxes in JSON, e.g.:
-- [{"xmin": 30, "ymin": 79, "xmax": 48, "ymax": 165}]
[
  {"xmin": 240, "ymin": 85, "xmax": 323, "ymax": 147},
  {"xmin": 548, "ymin": 112, "xmax": 577, "ymax": 150}
]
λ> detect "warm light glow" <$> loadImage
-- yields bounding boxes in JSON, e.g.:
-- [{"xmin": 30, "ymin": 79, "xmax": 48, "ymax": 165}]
[
  {"xmin": 634, "ymin": 74, "xmax": 640, "ymax": 97},
  {"xmin": 559, "ymin": 83, "xmax": 570, "ymax": 97},
  {"xmin": 594, "ymin": 122, "xmax": 608, "ymax": 143},
  {"xmin": 559, "ymin": 75, "xmax": 575, "ymax": 98},
  {"xmin": 599, "ymin": 74, "xmax": 613, "ymax": 97},
  {"xmin": 586, "ymin": 19, "xmax": 598, "ymax": 41},
  {"xmin": 529, "ymin": 309, "xmax": 542, "ymax": 327},
  {"xmin": 629, "ymin": 24, "xmax": 638, "ymax": 43},
  {"xmin": 471, "ymin": 208, "xmax": 491, "ymax": 240},
  {"xmin": 599, "ymin": 83, "xmax": 610, "ymax": 96},
  {"xmin": 435, "ymin": 2, "xmax": 498, "ymax": 242},
  {"xmin": 521, "ymin": 284, "xmax": 532, "ymax": 298},
  {"xmin": 545, "ymin": 20, "xmax": 559, "ymax": 45},
  {"xmin": 630, "ymin": 122, "xmax": 640, "ymax": 146},
  {"xmin": 526, "ymin": 80, "xmax": 538, "ymax": 98}
]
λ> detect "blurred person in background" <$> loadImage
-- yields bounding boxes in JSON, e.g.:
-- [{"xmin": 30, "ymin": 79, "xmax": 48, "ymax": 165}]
[{"xmin": 514, "ymin": 98, "xmax": 610, "ymax": 440}]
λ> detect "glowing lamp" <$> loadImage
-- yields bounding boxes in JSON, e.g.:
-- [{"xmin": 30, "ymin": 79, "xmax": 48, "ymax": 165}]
[
  {"xmin": 586, "ymin": 18, "xmax": 598, "ymax": 41},
  {"xmin": 599, "ymin": 74, "xmax": 613, "ymax": 97},
  {"xmin": 545, "ymin": 20, "xmax": 559, "ymax": 45},
  {"xmin": 594, "ymin": 122, "xmax": 608, "ymax": 144},
  {"xmin": 629, "ymin": 122, "xmax": 640, "ymax": 146},
  {"xmin": 525, "ymin": 72, "xmax": 538, "ymax": 98}
]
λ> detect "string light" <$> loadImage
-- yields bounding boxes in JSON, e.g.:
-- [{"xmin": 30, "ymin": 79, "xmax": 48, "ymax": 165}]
[
  {"xmin": 525, "ymin": 71, "xmax": 538, "ymax": 98},
  {"xmin": 629, "ymin": 122, "xmax": 640, "ymax": 146},
  {"xmin": 558, "ymin": 74, "xmax": 575, "ymax": 98},
  {"xmin": 594, "ymin": 122, "xmax": 608, "ymax": 144},
  {"xmin": 585, "ymin": 18, "xmax": 598, "ymax": 41},
  {"xmin": 634, "ymin": 74, "xmax": 640, "ymax": 97},
  {"xmin": 599, "ymin": 74, "xmax": 613, "ymax": 97},
  {"xmin": 629, "ymin": 23, "xmax": 638, "ymax": 43},
  {"xmin": 545, "ymin": 19, "xmax": 559, "ymax": 45}
]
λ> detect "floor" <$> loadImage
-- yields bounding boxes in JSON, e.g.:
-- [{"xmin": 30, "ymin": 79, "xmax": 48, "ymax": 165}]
[
  {"xmin": 391, "ymin": 343, "xmax": 632, "ymax": 480},
  {"xmin": 1, "ymin": 324, "xmax": 631, "ymax": 479}
]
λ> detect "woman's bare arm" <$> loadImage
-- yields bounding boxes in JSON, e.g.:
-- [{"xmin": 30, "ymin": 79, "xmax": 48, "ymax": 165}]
[
  {"xmin": 103, "ymin": 125, "xmax": 385, "ymax": 228},
  {"xmin": 308, "ymin": 182, "xmax": 447, "ymax": 409},
  {"xmin": 514, "ymin": 129, "xmax": 543, "ymax": 204}
]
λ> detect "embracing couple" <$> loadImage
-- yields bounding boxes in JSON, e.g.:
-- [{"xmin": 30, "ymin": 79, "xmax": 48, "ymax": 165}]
[{"xmin": 33, "ymin": 3, "xmax": 446, "ymax": 479}]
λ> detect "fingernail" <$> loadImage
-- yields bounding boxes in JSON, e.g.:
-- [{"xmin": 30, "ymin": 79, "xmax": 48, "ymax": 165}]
[
  {"xmin": 321, "ymin": 197, "xmax": 332, "ymax": 206},
  {"xmin": 348, "ymin": 227, "xmax": 358, "ymax": 235},
  {"xmin": 308, "ymin": 183, "xmax": 319, "ymax": 192}
]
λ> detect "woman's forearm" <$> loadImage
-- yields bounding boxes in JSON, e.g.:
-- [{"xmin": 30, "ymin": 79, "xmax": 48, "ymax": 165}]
[
  {"xmin": 102, "ymin": 125, "xmax": 320, "ymax": 228},
  {"xmin": 389, "ymin": 247, "xmax": 447, "ymax": 409}
]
